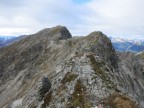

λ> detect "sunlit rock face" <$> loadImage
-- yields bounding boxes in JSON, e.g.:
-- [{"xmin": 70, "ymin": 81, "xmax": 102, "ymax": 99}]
[{"xmin": 0, "ymin": 26, "xmax": 143, "ymax": 108}]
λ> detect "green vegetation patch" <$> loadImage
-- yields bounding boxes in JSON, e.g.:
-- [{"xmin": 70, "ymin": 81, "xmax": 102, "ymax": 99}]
[
  {"xmin": 87, "ymin": 54, "xmax": 116, "ymax": 90},
  {"xmin": 41, "ymin": 91, "xmax": 52, "ymax": 108},
  {"xmin": 61, "ymin": 72, "xmax": 78, "ymax": 84},
  {"xmin": 87, "ymin": 54, "xmax": 103, "ymax": 75},
  {"xmin": 30, "ymin": 104, "xmax": 36, "ymax": 108},
  {"xmin": 101, "ymin": 93, "xmax": 138, "ymax": 108},
  {"xmin": 71, "ymin": 80, "xmax": 92, "ymax": 108},
  {"xmin": 140, "ymin": 53, "xmax": 144, "ymax": 59}
]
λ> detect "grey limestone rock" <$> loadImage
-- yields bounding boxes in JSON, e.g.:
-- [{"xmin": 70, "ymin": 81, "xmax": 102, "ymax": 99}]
[{"xmin": 0, "ymin": 26, "xmax": 142, "ymax": 108}]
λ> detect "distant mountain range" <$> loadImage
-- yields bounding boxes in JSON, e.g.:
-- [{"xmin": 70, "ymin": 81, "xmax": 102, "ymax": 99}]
[
  {"xmin": 0, "ymin": 35, "xmax": 27, "ymax": 48},
  {"xmin": 0, "ymin": 36, "xmax": 16, "ymax": 46},
  {"xmin": 110, "ymin": 37, "xmax": 144, "ymax": 52}
]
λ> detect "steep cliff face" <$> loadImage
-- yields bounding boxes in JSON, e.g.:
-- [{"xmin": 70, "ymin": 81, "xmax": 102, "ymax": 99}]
[
  {"xmin": 117, "ymin": 52, "xmax": 144, "ymax": 107},
  {"xmin": 0, "ymin": 26, "xmax": 143, "ymax": 108}
]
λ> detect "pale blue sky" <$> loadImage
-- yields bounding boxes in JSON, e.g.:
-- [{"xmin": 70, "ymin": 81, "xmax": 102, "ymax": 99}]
[
  {"xmin": 73, "ymin": 0, "xmax": 91, "ymax": 4},
  {"xmin": 0, "ymin": 0, "xmax": 144, "ymax": 39}
]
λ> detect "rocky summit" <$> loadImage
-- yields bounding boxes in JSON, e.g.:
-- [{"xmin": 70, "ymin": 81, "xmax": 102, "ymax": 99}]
[{"xmin": 0, "ymin": 26, "xmax": 144, "ymax": 108}]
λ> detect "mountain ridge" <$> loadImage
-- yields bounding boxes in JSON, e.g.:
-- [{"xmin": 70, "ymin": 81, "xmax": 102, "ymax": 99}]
[
  {"xmin": 1, "ymin": 33, "xmax": 144, "ymax": 53},
  {"xmin": 0, "ymin": 26, "xmax": 143, "ymax": 108}
]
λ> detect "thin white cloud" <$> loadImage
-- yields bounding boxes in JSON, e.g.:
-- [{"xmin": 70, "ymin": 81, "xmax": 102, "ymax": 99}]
[
  {"xmin": 0, "ymin": 0, "xmax": 144, "ymax": 39},
  {"xmin": 0, "ymin": 28, "xmax": 30, "ymax": 36},
  {"xmin": 84, "ymin": 0, "xmax": 144, "ymax": 37}
]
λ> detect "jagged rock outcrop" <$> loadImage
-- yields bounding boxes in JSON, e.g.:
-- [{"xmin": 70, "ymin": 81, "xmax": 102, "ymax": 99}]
[
  {"xmin": 0, "ymin": 26, "xmax": 143, "ymax": 108},
  {"xmin": 38, "ymin": 75, "xmax": 51, "ymax": 100}
]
